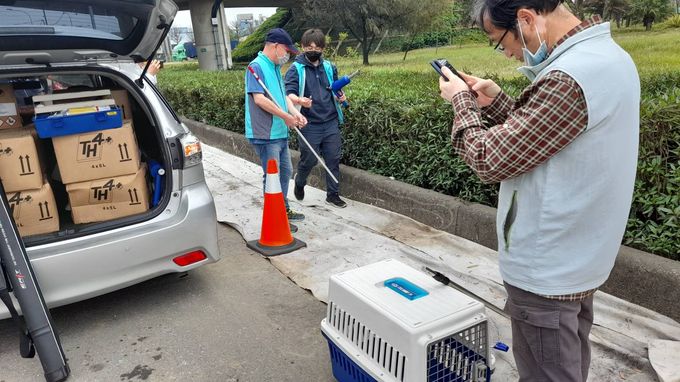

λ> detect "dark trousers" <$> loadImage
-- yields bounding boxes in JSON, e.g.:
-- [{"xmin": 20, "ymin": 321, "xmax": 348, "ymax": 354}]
[
  {"xmin": 504, "ymin": 282, "xmax": 594, "ymax": 382},
  {"xmin": 295, "ymin": 119, "xmax": 341, "ymax": 196}
]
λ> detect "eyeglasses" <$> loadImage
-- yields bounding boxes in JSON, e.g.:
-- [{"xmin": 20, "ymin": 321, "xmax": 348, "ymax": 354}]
[{"xmin": 494, "ymin": 29, "xmax": 510, "ymax": 52}]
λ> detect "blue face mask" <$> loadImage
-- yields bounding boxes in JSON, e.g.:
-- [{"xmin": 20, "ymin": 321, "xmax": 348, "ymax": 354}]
[
  {"xmin": 523, "ymin": 41, "xmax": 548, "ymax": 67},
  {"xmin": 517, "ymin": 20, "xmax": 549, "ymax": 79}
]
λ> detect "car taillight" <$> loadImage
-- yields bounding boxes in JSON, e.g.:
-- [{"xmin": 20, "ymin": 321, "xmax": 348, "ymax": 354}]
[
  {"xmin": 173, "ymin": 250, "xmax": 207, "ymax": 266},
  {"xmin": 179, "ymin": 133, "xmax": 202, "ymax": 168}
]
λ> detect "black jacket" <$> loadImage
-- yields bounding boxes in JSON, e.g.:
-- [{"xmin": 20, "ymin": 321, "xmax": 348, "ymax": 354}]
[{"xmin": 284, "ymin": 54, "xmax": 339, "ymax": 125}]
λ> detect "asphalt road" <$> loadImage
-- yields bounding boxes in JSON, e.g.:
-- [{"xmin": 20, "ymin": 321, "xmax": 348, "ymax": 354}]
[{"xmin": 0, "ymin": 224, "xmax": 335, "ymax": 382}]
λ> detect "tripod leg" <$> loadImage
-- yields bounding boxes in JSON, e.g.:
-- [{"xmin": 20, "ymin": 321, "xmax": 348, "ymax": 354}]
[
  {"xmin": 0, "ymin": 267, "xmax": 35, "ymax": 358},
  {"xmin": 21, "ymin": 330, "xmax": 36, "ymax": 358},
  {"xmin": 0, "ymin": 181, "xmax": 70, "ymax": 381}
]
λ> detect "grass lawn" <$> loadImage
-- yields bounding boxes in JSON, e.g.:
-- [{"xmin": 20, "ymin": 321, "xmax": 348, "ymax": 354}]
[
  {"xmin": 612, "ymin": 27, "xmax": 680, "ymax": 76},
  {"xmin": 327, "ymin": 27, "xmax": 680, "ymax": 79}
]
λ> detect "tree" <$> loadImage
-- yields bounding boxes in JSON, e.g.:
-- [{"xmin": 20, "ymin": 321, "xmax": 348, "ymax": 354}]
[
  {"xmin": 401, "ymin": 0, "xmax": 452, "ymax": 60},
  {"xmin": 583, "ymin": 0, "xmax": 675, "ymax": 28},
  {"xmin": 453, "ymin": 0, "xmax": 476, "ymax": 26},
  {"xmin": 438, "ymin": 1, "xmax": 463, "ymax": 46},
  {"xmin": 573, "ymin": 0, "xmax": 587, "ymax": 19},
  {"xmin": 228, "ymin": 20, "xmax": 246, "ymax": 40},
  {"xmin": 167, "ymin": 27, "xmax": 183, "ymax": 45},
  {"xmin": 584, "ymin": 0, "xmax": 631, "ymax": 26},
  {"xmin": 303, "ymin": 0, "xmax": 449, "ymax": 65},
  {"xmin": 630, "ymin": 0, "xmax": 673, "ymax": 29},
  {"xmin": 332, "ymin": 32, "xmax": 349, "ymax": 58}
]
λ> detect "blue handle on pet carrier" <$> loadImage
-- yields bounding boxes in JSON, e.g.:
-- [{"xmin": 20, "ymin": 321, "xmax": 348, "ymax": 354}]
[
  {"xmin": 149, "ymin": 160, "xmax": 165, "ymax": 207},
  {"xmin": 384, "ymin": 277, "xmax": 429, "ymax": 300},
  {"xmin": 493, "ymin": 342, "xmax": 509, "ymax": 352}
]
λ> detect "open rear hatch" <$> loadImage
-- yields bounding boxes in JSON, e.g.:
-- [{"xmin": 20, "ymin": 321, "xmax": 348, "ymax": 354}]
[
  {"xmin": 0, "ymin": 1, "xmax": 180, "ymax": 246},
  {"xmin": 0, "ymin": 0, "xmax": 177, "ymax": 65}
]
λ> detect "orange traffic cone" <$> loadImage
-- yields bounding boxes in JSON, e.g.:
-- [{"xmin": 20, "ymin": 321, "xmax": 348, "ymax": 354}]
[{"xmin": 247, "ymin": 159, "xmax": 306, "ymax": 257}]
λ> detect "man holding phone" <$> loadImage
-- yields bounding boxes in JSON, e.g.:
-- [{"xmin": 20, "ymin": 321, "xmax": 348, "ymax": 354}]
[{"xmin": 438, "ymin": 0, "xmax": 639, "ymax": 380}]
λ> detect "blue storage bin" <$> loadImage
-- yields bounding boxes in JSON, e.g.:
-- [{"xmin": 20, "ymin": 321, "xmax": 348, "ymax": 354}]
[
  {"xmin": 323, "ymin": 332, "xmax": 377, "ymax": 382},
  {"xmin": 34, "ymin": 107, "xmax": 123, "ymax": 138}
]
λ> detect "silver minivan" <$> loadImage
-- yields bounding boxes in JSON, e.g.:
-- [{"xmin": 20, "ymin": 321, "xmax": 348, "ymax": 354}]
[{"xmin": 0, "ymin": 0, "xmax": 219, "ymax": 319}]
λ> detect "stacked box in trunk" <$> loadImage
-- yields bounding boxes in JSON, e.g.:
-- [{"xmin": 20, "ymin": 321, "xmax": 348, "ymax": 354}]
[
  {"xmin": 1, "ymin": 81, "xmax": 158, "ymax": 237},
  {"xmin": 35, "ymin": 90, "xmax": 150, "ymax": 225},
  {"xmin": 0, "ymin": 84, "xmax": 58, "ymax": 236}
]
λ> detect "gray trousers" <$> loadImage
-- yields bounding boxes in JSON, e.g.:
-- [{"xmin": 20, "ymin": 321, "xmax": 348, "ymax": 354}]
[{"xmin": 504, "ymin": 282, "xmax": 594, "ymax": 382}]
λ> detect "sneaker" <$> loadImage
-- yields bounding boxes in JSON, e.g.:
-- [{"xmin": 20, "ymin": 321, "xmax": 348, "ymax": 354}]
[
  {"xmin": 289, "ymin": 223, "xmax": 298, "ymax": 233},
  {"xmin": 287, "ymin": 208, "xmax": 305, "ymax": 221},
  {"xmin": 294, "ymin": 181, "xmax": 305, "ymax": 201},
  {"xmin": 326, "ymin": 194, "xmax": 347, "ymax": 208}
]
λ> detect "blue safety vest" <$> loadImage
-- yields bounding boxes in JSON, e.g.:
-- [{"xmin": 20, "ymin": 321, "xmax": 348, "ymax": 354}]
[
  {"xmin": 245, "ymin": 52, "xmax": 289, "ymax": 140},
  {"xmin": 293, "ymin": 60, "xmax": 344, "ymax": 125}
]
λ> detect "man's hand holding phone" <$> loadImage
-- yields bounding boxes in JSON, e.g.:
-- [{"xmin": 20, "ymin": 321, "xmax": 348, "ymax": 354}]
[
  {"xmin": 456, "ymin": 72, "xmax": 502, "ymax": 107},
  {"xmin": 438, "ymin": 65, "xmax": 471, "ymax": 102},
  {"xmin": 435, "ymin": 61, "xmax": 502, "ymax": 107}
]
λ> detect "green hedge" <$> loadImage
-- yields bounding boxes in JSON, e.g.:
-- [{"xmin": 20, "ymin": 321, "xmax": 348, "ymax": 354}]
[
  {"xmin": 158, "ymin": 65, "xmax": 680, "ymax": 260},
  {"xmin": 397, "ymin": 29, "xmax": 489, "ymax": 52},
  {"xmin": 627, "ymin": 82, "xmax": 680, "ymax": 256},
  {"xmin": 231, "ymin": 8, "xmax": 293, "ymax": 63}
]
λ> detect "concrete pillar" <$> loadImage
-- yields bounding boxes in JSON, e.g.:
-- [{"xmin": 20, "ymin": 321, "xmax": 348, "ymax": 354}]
[
  {"xmin": 218, "ymin": 3, "xmax": 233, "ymax": 69},
  {"xmin": 189, "ymin": 0, "xmax": 221, "ymax": 71}
]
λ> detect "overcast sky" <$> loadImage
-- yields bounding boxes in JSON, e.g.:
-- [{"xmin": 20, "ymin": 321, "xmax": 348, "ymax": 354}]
[{"xmin": 173, "ymin": 7, "xmax": 278, "ymax": 28}]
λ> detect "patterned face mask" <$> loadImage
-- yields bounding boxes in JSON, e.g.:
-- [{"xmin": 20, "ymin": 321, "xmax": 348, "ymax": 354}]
[{"xmin": 276, "ymin": 45, "xmax": 290, "ymax": 65}]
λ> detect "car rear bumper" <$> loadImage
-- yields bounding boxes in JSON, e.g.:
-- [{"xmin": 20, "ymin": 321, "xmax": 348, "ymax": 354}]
[{"xmin": 1, "ymin": 181, "xmax": 219, "ymax": 319}]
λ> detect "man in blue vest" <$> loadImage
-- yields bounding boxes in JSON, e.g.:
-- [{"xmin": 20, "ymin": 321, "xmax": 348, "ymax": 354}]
[
  {"xmin": 284, "ymin": 29, "xmax": 347, "ymax": 208},
  {"xmin": 245, "ymin": 28, "xmax": 307, "ymax": 229},
  {"xmin": 438, "ymin": 0, "xmax": 639, "ymax": 380}
]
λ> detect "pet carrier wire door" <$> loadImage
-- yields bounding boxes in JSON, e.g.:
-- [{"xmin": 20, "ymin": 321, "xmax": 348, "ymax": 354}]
[{"xmin": 321, "ymin": 259, "xmax": 490, "ymax": 382}]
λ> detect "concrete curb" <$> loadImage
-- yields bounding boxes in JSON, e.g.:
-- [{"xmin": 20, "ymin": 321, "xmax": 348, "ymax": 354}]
[{"xmin": 184, "ymin": 118, "xmax": 680, "ymax": 322}]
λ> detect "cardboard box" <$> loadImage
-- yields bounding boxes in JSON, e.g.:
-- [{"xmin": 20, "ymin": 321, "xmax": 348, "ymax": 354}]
[
  {"xmin": 52, "ymin": 121, "xmax": 141, "ymax": 184},
  {"xmin": 110, "ymin": 89, "xmax": 133, "ymax": 121},
  {"xmin": 0, "ymin": 128, "xmax": 44, "ymax": 192},
  {"xmin": 0, "ymin": 84, "xmax": 23, "ymax": 129},
  {"xmin": 23, "ymin": 123, "xmax": 48, "ymax": 171},
  {"xmin": 6, "ymin": 181, "xmax": 60, "ymax": 237},
  {"xmin": 66, "ymin": 165, "xmax": 149, "ymax": 224}
]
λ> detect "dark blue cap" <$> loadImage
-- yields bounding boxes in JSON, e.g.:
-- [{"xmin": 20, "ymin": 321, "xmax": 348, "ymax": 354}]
[{"xmin": 265, "ymin": 28, "xmax": 299, "ymax": 54}]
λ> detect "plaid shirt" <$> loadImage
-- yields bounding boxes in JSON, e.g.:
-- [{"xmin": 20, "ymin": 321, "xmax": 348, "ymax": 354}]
[
  {"xmin": 451, "ymin": 17, "xmax": 602, "ymax": 302},
  {"xmin": 539, "ymin": 289, "xmax": 596, "ymax": 302}
]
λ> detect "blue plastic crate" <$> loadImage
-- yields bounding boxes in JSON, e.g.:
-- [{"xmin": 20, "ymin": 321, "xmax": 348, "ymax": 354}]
[
  {"xmin": 323, "ymin": 332, "xmax": 377, "ymax": 382},
  {"xmin": 34, "ymin": 107, "xmax": 123, "ymax": 138}
]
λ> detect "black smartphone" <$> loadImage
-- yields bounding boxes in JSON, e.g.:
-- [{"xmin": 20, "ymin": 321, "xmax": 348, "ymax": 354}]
[
  {"xmin": 431, "ymin": 58, "xmax": 464, "ymax": 82},
  {"xmin": 431, "ymin": 59, "xmax": 478, "ymax": 97}
]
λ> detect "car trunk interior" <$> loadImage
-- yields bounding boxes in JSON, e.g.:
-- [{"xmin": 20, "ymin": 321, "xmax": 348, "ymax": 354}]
[{"xmin": 0, "ymin": 67, "xmax": 172, "ymax": 247}]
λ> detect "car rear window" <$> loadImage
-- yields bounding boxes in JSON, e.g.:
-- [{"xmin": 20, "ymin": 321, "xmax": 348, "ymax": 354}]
[{"xmin": 0, "ymin": 2, "xmax": 139, "ymax": 40}]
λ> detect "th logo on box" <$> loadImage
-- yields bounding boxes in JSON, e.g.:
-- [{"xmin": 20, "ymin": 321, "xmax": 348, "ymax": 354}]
[
  {"xmin": 89, "ymin": 179, "xmax": 122, "ymax": 204},
  {"xmin": 78, "ymin": 133, "xmax": 112, "ymax": 162}
]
